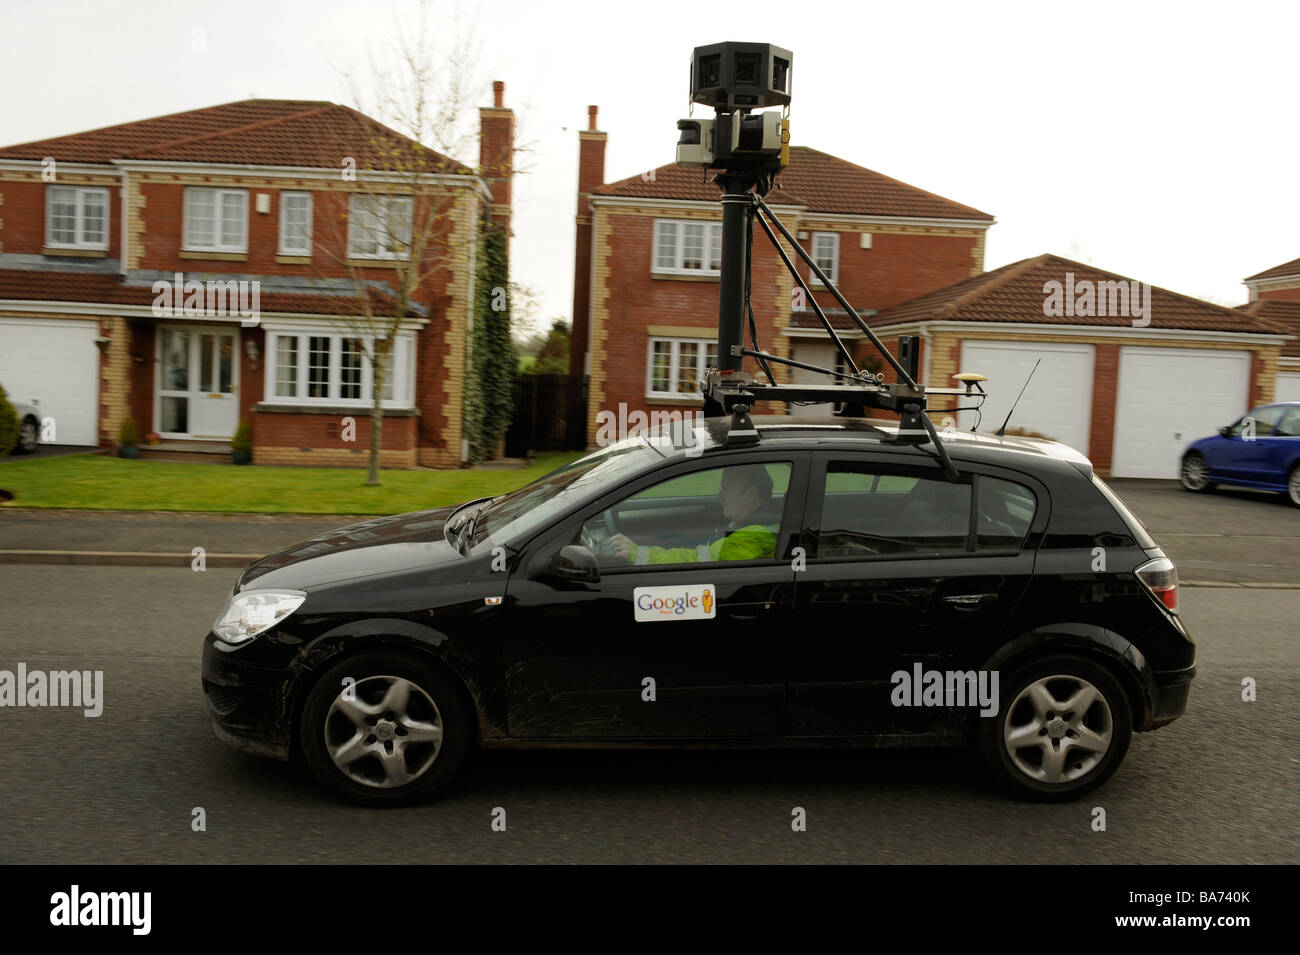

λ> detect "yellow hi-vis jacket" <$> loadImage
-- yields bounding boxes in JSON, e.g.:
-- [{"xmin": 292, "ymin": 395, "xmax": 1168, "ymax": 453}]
[{"xmin": 628, "ymin": 524, "xmax": 778, "ymax": 565}]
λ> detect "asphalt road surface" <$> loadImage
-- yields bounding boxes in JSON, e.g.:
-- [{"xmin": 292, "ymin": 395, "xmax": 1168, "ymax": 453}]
[{"xmin": 0, "ymin": 566, "xmax": 1295, "ymax": 864}]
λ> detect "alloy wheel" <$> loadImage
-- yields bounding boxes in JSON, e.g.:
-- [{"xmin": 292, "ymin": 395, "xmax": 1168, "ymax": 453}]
[
  {"xmin": 323, "ymin": 675, "xmax": 444, "ymax": 788},
  {"xmin": 1180, "ymin": 454, "xmax": 1209, "ymax": 491},
  {"xmin": 1003, "ymin": 675, "xmax": 1113, "ymax": 785}
]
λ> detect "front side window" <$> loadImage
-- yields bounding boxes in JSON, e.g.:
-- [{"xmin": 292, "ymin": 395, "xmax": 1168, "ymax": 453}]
[
  {"xmin": 279, "ymin": 191, "xmax": 313, "ymax": 255},
  {"xmin": 647, "ymin": 337, "xmax": 719, "ymax": 397},
  {"xmin": 46, "ymin": 186, "xmax": 109, "ymax": 249},
  {"xmin": 583, "ymin": 462, "xmax": 792, "ymax": 568},
  {"xmin": 184, "ymin": 187, "xmax": 247, "ymax": 252},
  {"xmin": 1232, "ymin": 405, "xmax": 1285, "ymax": 437},
  {"xmin": 810, "ymin": 232, "xmax": 839, "ymax": 285},
  {"xmin": 652, "ymin": 219, "xmax": 723, "ymax": 274},
  {"xmin": 347, "ymin": 194, "xmax": 413, "ymax": 259}
]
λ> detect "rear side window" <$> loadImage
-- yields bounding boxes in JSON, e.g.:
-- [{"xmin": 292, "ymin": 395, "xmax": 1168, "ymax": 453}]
[
  {"xmin": 819, "ymin": 464, "xmax": 972, "ymax": 557},
  {"xmin": 1275, "ymin": 408, "xmax": 1300, "ymax": 437},
  {"xmin": 977, "ymin": 476, "xmax": 1037, "ymax": 548}
]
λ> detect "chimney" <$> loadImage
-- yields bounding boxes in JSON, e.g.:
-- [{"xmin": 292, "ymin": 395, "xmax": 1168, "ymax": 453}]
[
  {"xmin": 479, "ymin": 80, "xmax": 514, "ymax": 234},
  {"xmin": 570, "ymin": 105, "xmax": 607, "ymax": 376}
]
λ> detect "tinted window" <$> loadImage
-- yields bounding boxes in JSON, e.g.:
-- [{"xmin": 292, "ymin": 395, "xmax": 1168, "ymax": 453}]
[
  {"xmin": 1275, "ymin": 408, "xmax": 1300, "ymax": 438},
  {"xmin": 818, "ymin": 465, "xmax": 971, "ymax": 557},
  {"xmin": 977, "ymin": 476, "xmax": 1036, "ymax": 548},
  {"xmin": 1230, "ymin": 406, "xmax": 1284, "ymax": 437}
]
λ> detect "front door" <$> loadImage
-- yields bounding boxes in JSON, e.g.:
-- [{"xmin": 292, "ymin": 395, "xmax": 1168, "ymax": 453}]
[
  {"xmin": 158, "ymin": 327, "xmax": 239, "ymax": 438},
  {"xmin": 500, "ymin": 454, "xmax": 808, "ymax": 739}
]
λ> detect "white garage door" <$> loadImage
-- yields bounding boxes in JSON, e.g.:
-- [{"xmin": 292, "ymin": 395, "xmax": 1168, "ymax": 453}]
[
  {"xmin": 789, "ymin": 339, "xmax": 850, "ymax": 414},
  {"xmin": 0, "ymin": 317, "xmax": 99, "ymax": 445},
  {"xmin": 957, "ymin": 340, "xmax": 1094, "ymax": 455},
  {"xmin": 1276, "ymin": 371, "xmax": 1300, "ymax": 403},
  {"xmin": 1112, "ymin": 346, "xmax": 1249, "ymax": 479}
]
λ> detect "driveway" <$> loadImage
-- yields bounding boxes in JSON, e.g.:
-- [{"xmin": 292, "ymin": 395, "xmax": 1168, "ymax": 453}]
[{"xmin": 1108, "ymin": 479, "xmax": 1299, "ymax": 585}]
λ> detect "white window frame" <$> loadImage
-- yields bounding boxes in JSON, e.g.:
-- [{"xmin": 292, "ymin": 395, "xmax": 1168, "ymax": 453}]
[
  {"xmin": 809, "ymin": 231, "xmax": 840, "ymax": 286},
  {"xmin": 183, "ymin": 187, "xmax": 248, "ymax": 253},
  {"xmin": 646, "ymin": 336, "xmax": 719, "ymax": 399},
  {"xmin": 264, "ymin": 330, "xmax": 416, "ymax": 408},
  {"xmin": 347, "ymin": 194, "xmax": 414, "ymax": 260},
  {"xmin": 652, "ymin": 219, "xmax": 723, "ymax": 275},
  {"xmin": 45, "ymin": 185, "xmax": 109, "ymax": 250},
  {"xmin": 278, "ymin": 191, "xmax": 313, "ymax": 256}
]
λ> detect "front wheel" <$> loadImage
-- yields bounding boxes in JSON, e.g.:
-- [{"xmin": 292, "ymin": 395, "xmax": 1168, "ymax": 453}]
[
  {"xmin": 1179, "ymin": 452, "xmax": 1214, "ymax": 492},
  {"xmin": 979, "ymin": 655, "xmax": 1132, "ymax": 801},
  {"xmin": 300, "ymin": 651, "xmax": 471, "ymax": 807}
]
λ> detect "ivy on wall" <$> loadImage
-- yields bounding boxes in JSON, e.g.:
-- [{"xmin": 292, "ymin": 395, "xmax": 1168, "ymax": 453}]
[{"xmin": 465, "ymin": 223, "xmax": 517, "ymax": 463}]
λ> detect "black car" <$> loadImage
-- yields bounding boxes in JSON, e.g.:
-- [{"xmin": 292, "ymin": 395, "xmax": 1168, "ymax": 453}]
[{"xmin": 202, "ymin": 417, "xmax": 1194, "ymax": 805}]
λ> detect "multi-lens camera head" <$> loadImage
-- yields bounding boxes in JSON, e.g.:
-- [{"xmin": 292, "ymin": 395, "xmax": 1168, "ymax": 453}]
[{"xmin": 677, "ymin": 42, "xmax": 792, "ymax": 173}]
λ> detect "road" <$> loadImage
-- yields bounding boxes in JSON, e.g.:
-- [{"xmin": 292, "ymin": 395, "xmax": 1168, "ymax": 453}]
[{"xmin": 0, "ymin": 565, "xmax": 1295, "ymax": 864}]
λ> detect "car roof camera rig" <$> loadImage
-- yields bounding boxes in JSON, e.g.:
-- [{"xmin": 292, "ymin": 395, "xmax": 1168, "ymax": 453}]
[{"xmin": 676, "ymin": 42, "xmax": 987, "ymax": 481}]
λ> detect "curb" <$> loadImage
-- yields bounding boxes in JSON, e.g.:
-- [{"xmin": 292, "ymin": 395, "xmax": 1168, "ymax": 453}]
[{"xmin": 0, "ymin": 550, "xmax": 261, "ymax": 568}]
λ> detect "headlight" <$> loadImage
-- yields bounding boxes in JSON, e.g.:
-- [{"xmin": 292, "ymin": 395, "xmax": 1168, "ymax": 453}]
[{"xmin": 212, "ymin": 590, "xmax": 307, "ymax": 644}]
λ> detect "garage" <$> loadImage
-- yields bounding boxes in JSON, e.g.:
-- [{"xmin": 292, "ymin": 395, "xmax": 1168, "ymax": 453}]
[
  {"xmin": 1276, "ymin": 371, "xmax": 1300, "ymax": 404},
  {"xmin": 0, "ymin": 317, "xmax": 99, "ymax": 445},
  {"xmin": 1111, "ymin": 346, "xmax": 1250, "ymax": 479},
  {"xmin": 956, "ymin": 340, "xmax": 1095, "ymax": 455}
]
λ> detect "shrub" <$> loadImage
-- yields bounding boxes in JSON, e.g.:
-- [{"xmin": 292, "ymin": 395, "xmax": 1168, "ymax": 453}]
[
  {"xmin": 118, "ymin": 417, "xmax": 140, "ymax": 447},
  {"xmin": 0, "ymin": 383, "xmax": 17, "ymax": 457},
  {"xmin": 231, "ymin": 417, "xmax": 253, "ymax": 454}
]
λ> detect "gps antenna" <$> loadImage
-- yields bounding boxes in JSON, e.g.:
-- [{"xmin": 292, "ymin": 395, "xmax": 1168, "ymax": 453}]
[{"xmin": 995, "ymin": 359, "xmax": 1041, "ymax": 437}]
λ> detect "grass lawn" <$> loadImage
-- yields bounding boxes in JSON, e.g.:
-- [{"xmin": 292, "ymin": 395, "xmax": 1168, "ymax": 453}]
[{"xmin": 0, "ymin": 451, "xmax": 585, "ymax": 514}]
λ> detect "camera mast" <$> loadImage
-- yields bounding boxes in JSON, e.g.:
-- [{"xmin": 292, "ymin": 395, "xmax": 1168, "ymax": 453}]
[{"xmin": 676, "ymin": 42, "xmax": 986, "ymax": 480}]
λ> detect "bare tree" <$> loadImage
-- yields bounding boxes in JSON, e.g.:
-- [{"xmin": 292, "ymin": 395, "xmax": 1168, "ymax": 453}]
[{"xmin": 317, "ymin": 0, "xmax": 501, "ymax": 485}]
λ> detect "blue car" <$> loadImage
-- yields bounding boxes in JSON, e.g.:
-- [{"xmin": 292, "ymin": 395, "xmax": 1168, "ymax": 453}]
[{"xmin": 1180, "ymin": 401, "xmax": 1300, "ymax": 506}]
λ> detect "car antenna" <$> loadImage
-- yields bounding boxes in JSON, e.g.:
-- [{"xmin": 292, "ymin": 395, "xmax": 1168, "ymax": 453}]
[{"xmin": 994, "ymin": 360, "xmax": 1041, "ymax": 437}]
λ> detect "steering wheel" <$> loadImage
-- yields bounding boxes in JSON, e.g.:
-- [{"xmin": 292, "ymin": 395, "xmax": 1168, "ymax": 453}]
[
  {"xmin": 579, "ymin": 507, "xmax": 624, "ymax": 557},
  {"xmin": 601, "ymin": 506, "xmax": 622, "ymax": 539}
]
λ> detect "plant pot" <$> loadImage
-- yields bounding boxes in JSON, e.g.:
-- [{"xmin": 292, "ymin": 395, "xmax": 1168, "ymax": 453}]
[
  {"xmin": 117, "ymin": 445, "xmax": 139, "ymax": 460},
  {"xmin": 232, "ymin": 450, "xmax": 252, "ymax": 465}
]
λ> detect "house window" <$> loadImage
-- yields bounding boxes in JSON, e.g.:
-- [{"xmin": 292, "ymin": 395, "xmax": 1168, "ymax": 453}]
[
  {"xmin": 347, "ymin": 195, "xmax": 413, "ymax": 259},
  {"xmin": 45, "ymin": 186, "xmax": 109, "ymax": 250},
  {"xmin": 266, "ymin": 331, "xmax": 415, "ymax": 406},
  {"xmin": 810, "ymin": 231, "xmax": 839, "ymax": 285},
  {"xmin": 652, "ymin": 219, "xmax": 723, "ymax": 274},
  {"xmin": 647, "ymin": 337, "xmax": 719, "ymax": 397},
  {"xmin": 184, "ymin": 187, "xmax": 248, "ymax": 253},
  {"xmin": 279, "ymin": 192, "xmax": 313, "ymax": 255}
]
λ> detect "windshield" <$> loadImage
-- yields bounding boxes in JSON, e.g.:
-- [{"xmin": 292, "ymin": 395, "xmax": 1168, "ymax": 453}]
[{"xmin": 469, "ymin": 437, "xmax": 668, "ymax": 550}]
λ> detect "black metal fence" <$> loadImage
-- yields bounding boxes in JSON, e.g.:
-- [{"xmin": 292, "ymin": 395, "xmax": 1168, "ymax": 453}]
[{"xmin": 504, "ymin": 374, "xmax": 588, "ymax": 457}]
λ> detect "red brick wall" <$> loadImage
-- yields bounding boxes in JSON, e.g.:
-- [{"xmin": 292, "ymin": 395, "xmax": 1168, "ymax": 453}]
[
  {"xmin": 1088, "ymin": 342, "xmax": 1119, "ymax": 474},
  {"xmin": 253, "ymin": 410, "xmax": 416, "ymax": 451},
  {"xmin": 128, "ymin": 320, "xmax": 154, "ymax": 433},
  {"xmin": 799, "ymin": 230, "xmax": 981, "ymax": 312},
  {"xmin": 1258, "ymin": 286, "xmax": 1300, "ymax": 303}
]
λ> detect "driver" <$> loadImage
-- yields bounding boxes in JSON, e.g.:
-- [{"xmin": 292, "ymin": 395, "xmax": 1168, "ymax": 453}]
[{"xmin": 608, "ymin": 465, "xmax": 779, "ymax": 564}]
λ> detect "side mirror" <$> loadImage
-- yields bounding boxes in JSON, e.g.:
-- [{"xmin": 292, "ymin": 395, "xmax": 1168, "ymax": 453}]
[
  {"xmin": 549, "ymin": 544, "xmax": 600, "ymax": 583},
  {"xmin": 1218, "ymin": 426, "xmax": 1232, "ymax": 437}
]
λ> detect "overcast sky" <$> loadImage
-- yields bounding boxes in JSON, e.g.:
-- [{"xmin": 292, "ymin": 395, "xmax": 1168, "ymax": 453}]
[{"xmin": 4, "ymin": 0, "xmax": 1298, "ymax": 334}]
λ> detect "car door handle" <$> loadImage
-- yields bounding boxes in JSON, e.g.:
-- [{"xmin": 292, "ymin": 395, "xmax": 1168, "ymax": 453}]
[{"xmin": 941, "ymin": 593, "xmax": 997, "ymax": 610}]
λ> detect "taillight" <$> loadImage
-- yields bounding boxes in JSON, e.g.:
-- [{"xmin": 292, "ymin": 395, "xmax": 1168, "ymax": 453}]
[{"xmin": 1136, "ymin": 557, "xmax": 1178, "ymax": 614}]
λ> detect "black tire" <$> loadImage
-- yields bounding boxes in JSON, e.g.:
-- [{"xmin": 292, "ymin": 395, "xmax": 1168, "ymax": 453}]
[
  {"xmin": 978, "ymin": 654, "xmax": 1132, "ymax": 802},
  {"xmin": 14, "ymin": 417, "xmax": 38, "ymax": 454},
  {"xmin": 299, "ymin": 650, "xmax": 471, "ymax": 807},
  {"xmin": 1178, "ymin": 452, "xmax": 1214, "ymax": 493}
]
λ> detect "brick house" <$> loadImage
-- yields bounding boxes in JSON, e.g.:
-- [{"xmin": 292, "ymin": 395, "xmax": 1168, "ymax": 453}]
[
  {"xmin": 0, "ymin": 86, "xmax": 514, "ymax": 467},
  {"xmin": 568, "ymin": 107, "xmax": 995, "ymax": 446},
  {"xmin": 1240, "ymin": 256, "xmax": 1300, "ymax": 402},
  {"xmin": 866, "ymin": 253, "xmax": 1292, "ymax": 478}
]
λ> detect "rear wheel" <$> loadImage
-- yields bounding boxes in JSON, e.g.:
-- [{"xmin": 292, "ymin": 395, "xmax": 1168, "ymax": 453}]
[
  {"xmin": 1286, "ymin": 465, "xmax": 1300, "ymax": 508},
  {"xmin": 300, "ymin": 651, "xmax": 471, "ymax": 807},
  {"xmin": 1179, "ymin": 452, "xmax": 1214, "ymax": 492},
  {"xmin": 979, "ymin": 655, "xmax": 1132, "ymax": 801}
]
